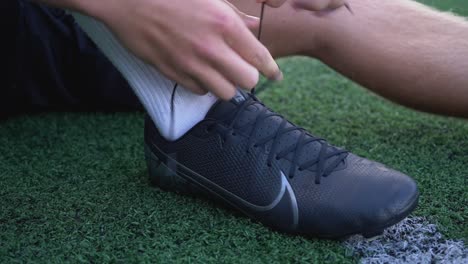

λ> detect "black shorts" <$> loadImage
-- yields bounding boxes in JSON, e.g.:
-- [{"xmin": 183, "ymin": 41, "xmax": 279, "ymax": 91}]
[{"xmin": 0, "ymin": 0, "xmax": 141, "ymax": 119}]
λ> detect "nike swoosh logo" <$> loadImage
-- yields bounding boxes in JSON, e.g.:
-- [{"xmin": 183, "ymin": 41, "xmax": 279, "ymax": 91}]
[
  {"xmin": 180, "ymin": 164, "xmax": 300, "ymax": 231},
  {"xmin": 213, "ymin": 171, "xmax": 299, "ymax": 229},
  {"xmin": 150, "ymin": 143, "xmax": 299, "ymax": 230}
]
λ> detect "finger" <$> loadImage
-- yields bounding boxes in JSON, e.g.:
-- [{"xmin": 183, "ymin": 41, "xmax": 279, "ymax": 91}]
[
  {"xmin": 221, "ymin": 16, "xmax": 282, "ymax": 81},
  {"xmin": 157, "ymin": 62, "xmax": 208, "ymax": 95},
  {"xmin": 328, "ymin": 0, "xmax": 347, "ymax": 9},
  {"xmin": 203, "ymin": 43, "xmax": 259, "ymax": 90},
  {"xmin": 223, "ymin": 0, "xmax": 260, "ymax": 30},
  {"xmin": 241, "ymin": 14, "xmax": 260, "ymax": 30},
  {"xmin": 257, "ymin": 0, "xmax": 287, "ymax": 8},
  {"xmin": 177, "ymin": 78, "xmax": 208, "ymax": 95},
  {"xmin": 192, "ymin": 66, "xmax": 237, "ymax": 100},
  {"xmin": 292, "ymin": 0, "xmax": 330, "ymax": 11}
]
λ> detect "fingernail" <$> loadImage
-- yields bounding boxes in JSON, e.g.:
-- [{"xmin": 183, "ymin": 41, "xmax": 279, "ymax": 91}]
[
  {"xmin": 245, "ymin": 14, "xmax": 260, "ymax": 24},
  {"xmin": 247, "ymin": 14, "xmax": 260, "ymax": 20},
  {"xmin": 271, "ymin": 71, "xmax": 283, "ymax": 81}
]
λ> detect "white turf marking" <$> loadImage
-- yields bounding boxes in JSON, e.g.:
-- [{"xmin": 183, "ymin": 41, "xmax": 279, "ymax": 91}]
[{"xmin": 344, "ymin": 217, "xmax": 468, "ymax": 264}]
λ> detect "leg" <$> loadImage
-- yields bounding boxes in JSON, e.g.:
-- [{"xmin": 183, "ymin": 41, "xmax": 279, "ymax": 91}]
[
  {"xmin": 230, "ymin": 0, "xmax": 468, "ymax": 117},
  {"xmin": 71, "ymin": 13, "xmax": 218, "ymax": 141},
  {"xmin": 0, "ymin": 0, "xmax": 140, "ymax": 119}
]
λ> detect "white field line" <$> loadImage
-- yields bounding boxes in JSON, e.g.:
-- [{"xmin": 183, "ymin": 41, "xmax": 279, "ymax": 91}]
[{"xmin": 344, "ymin": 217, "xmax": 468, "ymax": 264}]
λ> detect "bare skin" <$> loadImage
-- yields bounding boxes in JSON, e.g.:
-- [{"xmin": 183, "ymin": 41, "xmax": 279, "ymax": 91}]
[
  {"xmin": 34, "ymin": 0, "xmax": 345, "ymax": 100},
  {"xmin": 35, "ymin": 0, "xmax": 468, "ymax": 117},
  {"xmin": 232, "ymin": 0, "xmax": 468, "ymax": 117}
]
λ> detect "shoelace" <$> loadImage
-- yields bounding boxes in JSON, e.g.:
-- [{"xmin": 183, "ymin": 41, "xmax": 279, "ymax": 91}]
[
  {"xmin": 171, "ymin": 2, "xmax": 351, "ymax": 183},
  {"xmin": 209, "ymin": 94, "xmax": 349, "ymax": 184}
]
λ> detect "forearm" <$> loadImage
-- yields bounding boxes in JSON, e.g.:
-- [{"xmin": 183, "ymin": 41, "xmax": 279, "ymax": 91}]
[{"xmin": 316, "ymin": 0, "xmax": 468, "ymax": 117}]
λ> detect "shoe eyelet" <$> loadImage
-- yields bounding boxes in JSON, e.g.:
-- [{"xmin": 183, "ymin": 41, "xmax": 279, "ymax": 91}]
[
  {"xmin": 275, "ymin": 156, "xmax": 280, "ymax": 160},
  {"xmin": 253, "ymin": 144, "xmax": 258, "ymax": 148},
  {"xmin": 205, "ymin": 125, "xmax": 214, "ymax": 134},
  {"xmin": 298, "ymin": 167, "xmax": 304, "ymax": 171}
]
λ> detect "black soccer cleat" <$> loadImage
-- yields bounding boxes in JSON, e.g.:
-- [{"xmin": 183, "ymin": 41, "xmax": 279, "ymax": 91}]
[{"xmin": 144, "ymin": 91, "xmax": 419, "ymax": 239}]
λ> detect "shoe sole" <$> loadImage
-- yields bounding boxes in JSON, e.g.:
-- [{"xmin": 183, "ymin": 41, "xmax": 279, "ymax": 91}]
[{"xmin": 144, "ymin": 143, "xmax": 419, "ymax": 239}]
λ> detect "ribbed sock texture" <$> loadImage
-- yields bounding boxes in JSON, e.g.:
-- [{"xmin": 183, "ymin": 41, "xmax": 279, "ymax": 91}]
[{"xmin": 71, "ymin": 12, "xmax": 217, "ymax": 141}]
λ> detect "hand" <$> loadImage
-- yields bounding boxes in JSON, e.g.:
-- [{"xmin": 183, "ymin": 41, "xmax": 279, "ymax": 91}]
[
  {"xmin": 257, "ymin": 0, "xmax": 347, "ymax": 11},
  {"xmin": 290, "ymin": 0, "xmax": 348, "ymax": 11},
  {"xmin": 257, "ymin": 0, "xmax": 288, "ymax": 8},
  {"xmin": 93, "ymin": 0, "xmax": 282, "ymax": 100}
]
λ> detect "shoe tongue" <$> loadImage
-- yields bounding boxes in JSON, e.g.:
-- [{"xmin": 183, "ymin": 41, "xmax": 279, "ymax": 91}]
[{"xmin": 205, "ymin": 89, "xmax": 250, "ymax": 121}]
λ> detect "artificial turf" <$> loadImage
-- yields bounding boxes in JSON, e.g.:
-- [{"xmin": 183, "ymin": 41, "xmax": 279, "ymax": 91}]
[{"xmin": 1, "ymin": 1, "xmax": 467, "ymax": 263}]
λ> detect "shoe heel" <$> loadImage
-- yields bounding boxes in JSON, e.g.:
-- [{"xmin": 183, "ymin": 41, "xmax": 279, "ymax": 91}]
[{"xmin": 144, "ymin": 143, "xmax": 199, "ymax": 195}]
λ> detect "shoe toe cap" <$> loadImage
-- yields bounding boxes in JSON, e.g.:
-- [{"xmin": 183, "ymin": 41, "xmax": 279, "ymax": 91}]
[{"xmin": 297, "ymin": 155, "xmax": 419, "ymax": 238}]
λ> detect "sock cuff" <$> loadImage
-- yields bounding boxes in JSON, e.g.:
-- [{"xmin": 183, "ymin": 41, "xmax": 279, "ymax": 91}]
[{"xmin": 71, "ymin": 12, "xmax": 218, "ymax": 140}]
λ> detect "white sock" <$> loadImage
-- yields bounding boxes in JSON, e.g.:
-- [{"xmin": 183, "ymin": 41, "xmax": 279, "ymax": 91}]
[{"xmin": 71, "ymin": 12, "xmax": 218, "ymax": 141}]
